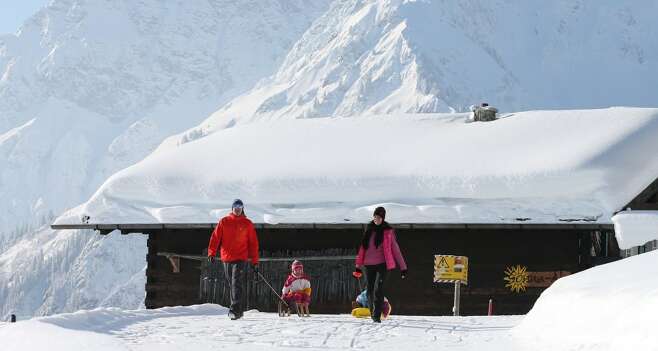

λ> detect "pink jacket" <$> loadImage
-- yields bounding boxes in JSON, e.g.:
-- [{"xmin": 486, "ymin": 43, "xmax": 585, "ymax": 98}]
[{"xmin": 356, "ymin": 228, "xmax": 407, "ymax": 271}]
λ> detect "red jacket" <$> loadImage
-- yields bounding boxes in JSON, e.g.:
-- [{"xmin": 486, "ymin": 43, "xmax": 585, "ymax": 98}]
[{"xmin": 208, "ymin": 213, "xmax": 259, "ymax": 265}]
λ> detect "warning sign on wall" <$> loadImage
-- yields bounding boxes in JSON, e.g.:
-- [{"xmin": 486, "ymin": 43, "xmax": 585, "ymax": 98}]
[{"xmin": 433, "ymin": 255, "xmax": 468, "ymax": 285}]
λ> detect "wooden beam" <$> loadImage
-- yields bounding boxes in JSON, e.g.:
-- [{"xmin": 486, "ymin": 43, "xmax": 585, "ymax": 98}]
[
  {"xmin": 156, "ymin": 252, "xmax": 355, "ymax": 263},
  {"xmin": 51, "ymin": 224, "xmax": 97, "ymax": 230}
]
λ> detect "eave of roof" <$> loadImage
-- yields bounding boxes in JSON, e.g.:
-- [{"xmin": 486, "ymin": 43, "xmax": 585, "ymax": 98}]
[{"xmin": 51, "ymin": 222, "xmax": 614, "ymax": 235}]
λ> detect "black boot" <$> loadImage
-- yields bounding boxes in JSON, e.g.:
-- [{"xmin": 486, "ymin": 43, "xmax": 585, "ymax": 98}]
[{"xmin": 228, "ymin": 310, "xmax": 243, "ymax": 320}]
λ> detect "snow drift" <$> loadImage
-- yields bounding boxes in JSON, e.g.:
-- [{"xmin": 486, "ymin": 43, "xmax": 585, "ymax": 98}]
[{"xmin": 515, "ymin": 250, "xmax": 658, "ymax": 351}]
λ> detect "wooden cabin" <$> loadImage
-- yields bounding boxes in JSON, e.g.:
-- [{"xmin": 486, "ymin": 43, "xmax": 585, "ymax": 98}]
[
  {"xmin": 51, "ymin": 178, "xmax": 658, "ymax": 315},
  {"xmin": 51, "ymin": 111, "xmax": 658, "ymax": 315}
]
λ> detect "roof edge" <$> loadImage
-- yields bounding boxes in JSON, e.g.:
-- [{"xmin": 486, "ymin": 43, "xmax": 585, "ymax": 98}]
[{"xmin": 51, "ymin": 222, "xmax": 614, "ymax": 233}]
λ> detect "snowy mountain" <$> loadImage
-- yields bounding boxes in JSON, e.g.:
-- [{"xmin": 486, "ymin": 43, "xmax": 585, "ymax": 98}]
[
  {"xmin": 170, "ymin": 0, "xmax": 658, "ymax": 144},
  {"xmin": 2, "ymin": 0, "xmax": 658, "ymax": 319},
  {"xmin": 0, "ymin": 0, "xmax": 329, "ymax": 319},
  {"xmin": 0, "ymin": 226, "xmax": 146, "ymax": 318},
  {"xmin": 0, "ymin": 0, "xmax": 329, "ymax": 238}
]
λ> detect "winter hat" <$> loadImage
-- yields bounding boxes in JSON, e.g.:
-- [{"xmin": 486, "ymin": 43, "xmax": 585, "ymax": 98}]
[
  {"xmin": 373, "ymin": 206, "xmax": 386, "ymax": 220},
  {"xmin": 291, "ymin": 260, "xmax": 303, "ymax": 274},
  {"xmin": 232, "ymin": 199, "xmax": 244, "ymax": 209}
]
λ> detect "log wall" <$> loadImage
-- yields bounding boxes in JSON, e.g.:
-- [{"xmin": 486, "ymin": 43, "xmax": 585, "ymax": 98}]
[{"xmin": 145, "ymin": 226, "xmax": 613, "ymax": 315}]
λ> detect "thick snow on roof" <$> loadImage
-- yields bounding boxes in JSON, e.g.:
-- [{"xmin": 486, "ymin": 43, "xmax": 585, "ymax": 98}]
[
  {"xmin": 612, "ymin": 211, "xmax": 658, "ymax": 249},
  {"xmin": 56, "ymin": 107, "xmax": 658, "ymax": 225}
]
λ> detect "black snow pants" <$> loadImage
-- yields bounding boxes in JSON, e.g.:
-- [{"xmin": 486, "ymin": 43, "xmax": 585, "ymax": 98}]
[{"xmin": 365, "ymin": 263, "xmax": 388, "ymax": 320}]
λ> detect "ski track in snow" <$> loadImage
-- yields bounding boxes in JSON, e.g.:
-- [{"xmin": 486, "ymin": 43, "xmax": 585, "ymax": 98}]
[{"xmin": 103, "ymin": 312, "xmax": 521, "ymax": 350}]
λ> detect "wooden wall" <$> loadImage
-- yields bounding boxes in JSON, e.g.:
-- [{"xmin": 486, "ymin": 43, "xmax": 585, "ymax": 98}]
[{"xmin": 145, "ymin": 226, "xmax": 609, "ymax": 315}]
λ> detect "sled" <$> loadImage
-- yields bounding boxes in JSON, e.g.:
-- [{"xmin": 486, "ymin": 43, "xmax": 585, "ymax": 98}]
[
  {"xmin": 278, "ymin": 300, "xmax": 310, "ymax": 317},
  {"xmin": 350, "ymin": 302, "xmax": 392, "ymax": 319}
]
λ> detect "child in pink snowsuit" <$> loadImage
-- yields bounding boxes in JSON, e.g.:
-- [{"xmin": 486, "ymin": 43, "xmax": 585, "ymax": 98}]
[{"xmin": 282, "ymin": 260, "xmax": 311, "ymax": 306}]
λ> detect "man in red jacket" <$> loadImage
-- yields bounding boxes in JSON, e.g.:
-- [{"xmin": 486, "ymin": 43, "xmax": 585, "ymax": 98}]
[{"xmin": 208, "ymin": 199, "xmax": 259, "ymax": 320}]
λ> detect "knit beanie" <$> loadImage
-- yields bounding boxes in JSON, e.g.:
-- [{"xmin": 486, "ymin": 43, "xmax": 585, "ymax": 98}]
[
  {"xmin": 373, "ymin": 206, "xmax": 386, "ymax": 220},
  {"xmin": 232, "ymin": 199, "xmax": 244, "ymax": 209}
]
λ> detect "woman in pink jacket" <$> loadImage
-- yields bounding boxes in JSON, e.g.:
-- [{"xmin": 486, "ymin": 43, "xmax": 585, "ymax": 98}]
[{"xmin": 353, "ymin": 206, "xmax": 407, "ymax": 323}]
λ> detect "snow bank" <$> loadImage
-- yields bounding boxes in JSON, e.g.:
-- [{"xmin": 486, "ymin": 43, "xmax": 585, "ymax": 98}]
[
  {"xmin": 0, "ymin": 305, "xmax": 227, "ymax": 351},
  {"xmin": 0, "ymin": 320, "xmax": 125, "ymax": 351},
  {"xmin": 612, "ymin": 211, "xmax": 658, "ymax": 249},
  {"xmin": 515, "ymin": 250, "xmax": 658, "ymax": 351},
  {"xmin": 56, "ymin": 107, "xmax": 658, "ymax": 225}
]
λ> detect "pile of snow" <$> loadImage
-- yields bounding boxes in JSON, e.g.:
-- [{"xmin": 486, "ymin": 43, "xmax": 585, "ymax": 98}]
[
  {"xmin": 515, "ymin": 250, "xmax": 658, "ymax": 350},
  {"xmin": 0, "ymin": 305, "xmax": 228, "ymax": 351},
  {"xmin": 612, "ymin": 211, "xmax": 658, "ymax": 249},
  {"xmin": 56, "ymin": 108, "xmax": 658, "ymax": 225}
]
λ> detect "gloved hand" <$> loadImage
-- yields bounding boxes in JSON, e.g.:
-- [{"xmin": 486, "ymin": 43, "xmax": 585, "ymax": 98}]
[
  {"xmin": 352, "ymin": 267, "xmax": 363, "ymax": 279},
  {"xmin": 401, "ymin": 270, "xmax": 408, "ymax": 279},
  {"xmin": 208, "ymin": 256, "xmax": 215, "ymax": 264}
]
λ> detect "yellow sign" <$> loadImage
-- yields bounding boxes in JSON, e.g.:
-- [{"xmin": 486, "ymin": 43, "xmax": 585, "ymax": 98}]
[
  {"xmin": 504, "ymin": 266, "xmax": 571, "ymax": 293},
  {"xmin": 433, "ymin": 255, "xmax": 468, "ymax": 284},
  {"xmin": 504, "ymin": 265, "xmax": 528, "ymax": 293}
]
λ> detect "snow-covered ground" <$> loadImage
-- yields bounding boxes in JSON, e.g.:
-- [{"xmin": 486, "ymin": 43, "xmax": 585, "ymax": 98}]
[{"xmin": 0, "ymin": 304, "xmax": 525, "ymax": 351}]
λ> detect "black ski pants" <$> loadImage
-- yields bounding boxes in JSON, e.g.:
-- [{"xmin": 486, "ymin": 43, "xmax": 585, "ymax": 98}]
[
  {"xmin": 365, "ymin": 263, "xmax": 388, "ymax": 320},
  {"xmin": 223, "ymin": 260, "xmax": 247, "ymax": 315}
]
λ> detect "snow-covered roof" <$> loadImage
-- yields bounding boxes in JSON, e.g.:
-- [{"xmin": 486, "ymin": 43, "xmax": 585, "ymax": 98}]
[
  {"xmin": 55, "ymin": 107, "xmax": 658, "ymax": 226},
  {"xmin": 611, "ymin": 211, "xmax": 658, "ymax": 249}
]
